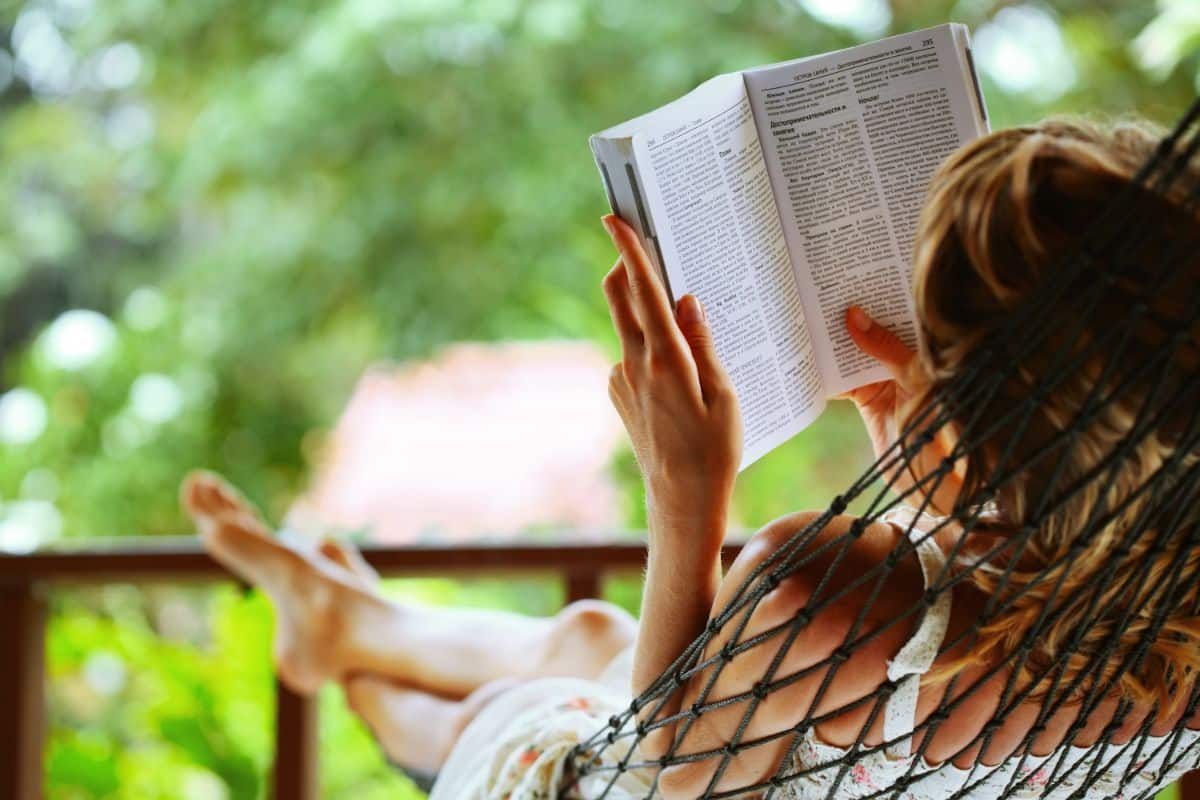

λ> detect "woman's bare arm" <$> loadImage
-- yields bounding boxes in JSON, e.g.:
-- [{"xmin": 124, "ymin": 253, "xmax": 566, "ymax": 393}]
[
  {"xmin": 599, "ymin": 214, "xmax": 743, "ymax": 758},
  {"xmin": 655, "ymin": 511, "xmax": 926, "ymax": 799}
]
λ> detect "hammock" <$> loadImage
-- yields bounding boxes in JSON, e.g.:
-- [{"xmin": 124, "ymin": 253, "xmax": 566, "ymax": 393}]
[{"xmin": 566, "ymin": 97, "xmax": 1200, "ymax": 799}]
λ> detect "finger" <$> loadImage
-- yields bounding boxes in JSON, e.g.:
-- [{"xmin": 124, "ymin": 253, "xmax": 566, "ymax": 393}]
[
  {"xmin": 602, "ymin": 259, "xmax": 644, "ymax": 357},
  {"xmin": 836, "ymin": 381, "xmax": 887, "ymax": 409},
  {"xmin": 608, "ymin": 361, "xmax": 629, "ymax": 397},
  {"xmin": 846, "ymin": 305, "xmax": 914, "ymax": 377},
  {"xmin": 608, "ymin": 363, "xmax": 633, "ymax": 415},
  {"xmin": 607, "ymin": 366, "xmax": 639, "ymax": 435},
  {"xmin": 676, "ymin": 294, "xmax": 732, "ymax": 405},
  {"xmin": 602, "ymin": 215, "xmax": 686, "ymax": 350}
]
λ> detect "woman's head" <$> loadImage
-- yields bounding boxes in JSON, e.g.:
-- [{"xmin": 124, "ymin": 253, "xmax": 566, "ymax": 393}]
[{"xmin": 907, "ymin": 118, "xmax": 1200, "ymax": 711}]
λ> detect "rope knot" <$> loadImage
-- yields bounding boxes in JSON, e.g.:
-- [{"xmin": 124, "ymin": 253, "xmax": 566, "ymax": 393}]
[
  {"xmin": 752, "ymin": 681, "xmax": 770, "ymax": 700},
  {"xmin": 830, "ymin": 495, "xmax": 848, "ymax": 515}
]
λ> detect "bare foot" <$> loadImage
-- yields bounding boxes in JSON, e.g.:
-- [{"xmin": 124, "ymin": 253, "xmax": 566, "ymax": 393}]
[{"xmin": 182, "ymin": 470, "xmax": 385, "ymax": 694}]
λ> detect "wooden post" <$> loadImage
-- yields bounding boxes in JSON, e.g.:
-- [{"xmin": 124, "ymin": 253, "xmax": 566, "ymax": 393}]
[
  {"xmin": 566, "ymin": 569, "xmax": 602, "ymax": 603},
  {"xmin": 0, "ymin": 582, "xmax": 47, "ymax": 800},
  {"xmin": 272, "ymin": 680, "xmax": 318, "ymax": 800}
]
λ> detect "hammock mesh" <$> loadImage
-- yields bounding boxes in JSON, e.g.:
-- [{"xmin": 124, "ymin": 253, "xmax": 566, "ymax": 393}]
[{"xmin": 567, "ymin": 96, "xmax": 1200, "ymax": 799}]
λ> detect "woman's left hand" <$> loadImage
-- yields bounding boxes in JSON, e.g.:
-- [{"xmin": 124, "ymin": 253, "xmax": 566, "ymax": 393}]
[
  {"xmin": 841, "ymin": 305, "xmax": 917, "ymax": 463},
  {"xmin": 842, "ymin": 305, "xmax": 961, "ymax": 514},
  {"xmin": 601, "ymin": 214, "xmax": 742, "ymax": 540}
]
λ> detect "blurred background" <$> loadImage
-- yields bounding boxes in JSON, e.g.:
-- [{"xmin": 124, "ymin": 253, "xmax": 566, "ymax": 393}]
[{"xmin": 0, "ymin": 0, "xmax": 1196, "ymax": 797}]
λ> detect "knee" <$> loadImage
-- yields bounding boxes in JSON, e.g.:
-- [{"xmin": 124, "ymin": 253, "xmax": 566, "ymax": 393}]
[
  {"xmin": 553, "ymin": 599, "xmax": 637, "ymax": 644},
  {"xmin": 540, "ymin": 599, "xmax": 637, "ymax": 671}
]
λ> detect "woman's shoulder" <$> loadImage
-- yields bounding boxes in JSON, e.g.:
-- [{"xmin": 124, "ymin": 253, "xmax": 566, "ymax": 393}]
[
  {"xmin": 719, "ymin": 509, "xmax": 929, "ymax": 653},
  {"xmin": 730, "ymin": 509, "xmax": 928, "ymax": 587}
]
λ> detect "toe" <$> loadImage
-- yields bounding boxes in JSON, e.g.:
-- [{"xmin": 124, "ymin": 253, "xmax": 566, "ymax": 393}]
[
  {"xmin": 182, "ymin": 470, "xmax": 273, "ymax": 536},
  {"xmin": 181, "ymin": 470, "xmax": 241, "ymax": 519},
  {"xmin": 318, "ymin": 539, "xmax": 352, "ymax": 569},
  {"xmin": 202, "ymin": 474, "xmax": 250, "ymax": 517},
  {"xmin": 180, "ymin": 470, "xmax": 213, "ymax": 518},
  {"xmin": 319, "ymin": 539, "xmax": 380, "ymax": 584}
]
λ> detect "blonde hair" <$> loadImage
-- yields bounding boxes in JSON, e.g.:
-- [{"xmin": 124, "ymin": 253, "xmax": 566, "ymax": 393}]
[{"xmin": 909, "ymin": 118, "xmax": 1200, "ymax": 716}]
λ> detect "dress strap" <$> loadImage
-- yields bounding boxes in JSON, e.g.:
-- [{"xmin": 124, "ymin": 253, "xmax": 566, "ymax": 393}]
[{"xmin": 878, "ymin": 507, "xmax": 952, "ymax": 759}]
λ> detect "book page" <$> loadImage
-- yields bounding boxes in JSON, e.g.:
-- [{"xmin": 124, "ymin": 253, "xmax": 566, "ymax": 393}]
[
  {"xmin": 591, "ymin": 74, "xmax": 824, "ymax": 469},
  {"xmin": 744, "ymin": 24, "xmax": 988, "ymax": 396}
]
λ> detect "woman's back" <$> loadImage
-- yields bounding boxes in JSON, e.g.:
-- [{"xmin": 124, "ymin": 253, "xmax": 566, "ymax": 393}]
[
  {"xmin": 786, "ymin": 509, "xmax": 1200, "ymax": 799},
  {"xmin": 654, "ymin": 504, "xmax": 1200, "ymax": 798}
]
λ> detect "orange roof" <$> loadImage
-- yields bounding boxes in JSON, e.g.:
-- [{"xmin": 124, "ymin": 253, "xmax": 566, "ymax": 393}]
[{"xmin": 286, "ymin": 341, "xmax": 626, "ymax": 543}]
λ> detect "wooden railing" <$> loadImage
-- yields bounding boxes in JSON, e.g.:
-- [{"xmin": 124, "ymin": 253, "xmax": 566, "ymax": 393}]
[
  {"xmin": 2, "ymin": 538, "xmax": 1197, "ymax": 800},
  {"xmin": 0, "ymin": 537, "xmax": 741, "ymax": 800}
]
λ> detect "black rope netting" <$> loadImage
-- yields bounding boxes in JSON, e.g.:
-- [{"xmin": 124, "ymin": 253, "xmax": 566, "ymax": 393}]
[{"xmin": 566, "ymin": 97, "xmax": 1200, "ymax": 799}]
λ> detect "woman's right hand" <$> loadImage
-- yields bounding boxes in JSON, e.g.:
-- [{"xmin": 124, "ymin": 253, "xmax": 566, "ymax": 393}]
[{"xmin": 601, "ymin": 214, "xmax": 742, "ymax": 540}]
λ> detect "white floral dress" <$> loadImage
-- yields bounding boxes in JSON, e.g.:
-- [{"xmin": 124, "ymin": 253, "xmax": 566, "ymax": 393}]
[
  {"xmin": 429, "ymin": 649, "xmax": 653, "ymax": 800},
  {"xmin": 429, "ymin": 508, "xmax": 1200, "ymax": 799}
]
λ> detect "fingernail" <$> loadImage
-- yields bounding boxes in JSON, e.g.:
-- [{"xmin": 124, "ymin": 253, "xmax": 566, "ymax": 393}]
[
  {"xmin": 679, "ymin": 295, "xmax": 704, "ymax": 325},
  {"xmin": 848, "ymin": 305, "xmax": 872, "ymax": 332},
  {"xmin": 601, "ymin": 214, "xmax": 617, "ymax": 237}
]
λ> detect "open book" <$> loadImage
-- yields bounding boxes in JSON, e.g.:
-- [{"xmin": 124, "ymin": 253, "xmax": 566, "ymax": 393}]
[{"xmin": 590, "ymin": 23, "xmax": 989, "ymax": 469}]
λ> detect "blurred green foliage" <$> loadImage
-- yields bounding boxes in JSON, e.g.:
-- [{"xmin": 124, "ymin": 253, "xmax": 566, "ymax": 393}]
[{"xmin": 0, "ymin": 0, "xmax": 1195, "ymax": 796}]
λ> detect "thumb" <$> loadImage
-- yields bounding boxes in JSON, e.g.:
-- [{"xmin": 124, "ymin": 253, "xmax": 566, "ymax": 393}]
[
  {"xmin": 677, "ymin": 294, "xmax": 729, "ymax": 404},
  {"xmin": 846, "ymin": 305, "xmax": 914, "ymax": 376}
]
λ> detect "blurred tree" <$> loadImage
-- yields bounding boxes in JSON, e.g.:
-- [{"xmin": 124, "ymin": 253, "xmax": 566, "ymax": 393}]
[
  {"xmin": 0, "ymin": 0, "xmax": 1194, "ymax": 543},
  {"xmin": 0, "ymin": 0, "xmax": 1194, "ymax": 796}
]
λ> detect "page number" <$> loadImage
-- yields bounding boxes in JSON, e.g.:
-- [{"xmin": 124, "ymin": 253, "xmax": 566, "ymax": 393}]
[{"xmin": 922, "ymin": 38, "xmax": 933, "ymax": 46}]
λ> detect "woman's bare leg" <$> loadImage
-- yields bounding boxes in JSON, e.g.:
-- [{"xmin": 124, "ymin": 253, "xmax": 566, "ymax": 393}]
[
  {"xmin": 344, "ymin": 675, "xmax": 523, "ymax": 773},
  {"xmin": 183, "ymin": 471, "xmax": 638, "ymax": 697}
]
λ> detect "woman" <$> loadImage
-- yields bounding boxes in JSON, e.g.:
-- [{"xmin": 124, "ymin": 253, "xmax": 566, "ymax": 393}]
[{"xmin": 185, "ymin": 117, "xmax": 1200, "ymax": 799}]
